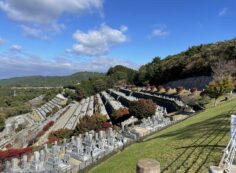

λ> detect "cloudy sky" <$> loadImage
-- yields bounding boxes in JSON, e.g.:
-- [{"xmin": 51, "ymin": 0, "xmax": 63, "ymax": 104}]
[{"xmin": 0, "ymin": 0, "xmax": 235, "ymax": 79}]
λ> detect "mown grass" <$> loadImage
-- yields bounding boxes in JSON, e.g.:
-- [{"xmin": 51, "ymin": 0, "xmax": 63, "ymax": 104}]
[{"xmin": 90, "ymin": 98, "xmax": 236, "ymax": 173}]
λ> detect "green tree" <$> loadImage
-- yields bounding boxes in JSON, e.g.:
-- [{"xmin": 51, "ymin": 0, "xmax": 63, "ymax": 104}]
[
  {"xmin": 64, "ymin": 88, "xmax": 77, "ymax": 100},
  {"xmin": 129, "ymin": 99, "xmax": 156, "ymax": 119},
  {"xmin": 93, "ymin": 79, "xmax": 107, "ymax": 93},
  {"xmin": 205, "ymin": 76, "xmax": 235, "ymax": 106},
  {"xmin": 107, "ymin": 65, "xmax": 136, "ymax": 85}
]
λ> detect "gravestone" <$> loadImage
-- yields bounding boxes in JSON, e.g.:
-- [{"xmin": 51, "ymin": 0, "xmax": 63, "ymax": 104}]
[
  {"xmin": 10, "ymin": 158, "xmax": 21, "ymax": 173},
  {"xmin": 21, "ymin": 155, "xmax": 28, "ymax": 169}
]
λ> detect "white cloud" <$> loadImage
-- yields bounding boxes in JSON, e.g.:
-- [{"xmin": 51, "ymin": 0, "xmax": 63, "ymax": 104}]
[
  {"xmin": 0, "ymin": 0, "xmax": 103, "ymax": 24},
  {"xmin": 0, "ymin": 0, "xmax": 103, "ymax": 38},
  {"xmin": 10, "ymin": 44, "xmax": 23, "ymax": 52},
  {"xmin": 120, "ymin": 25, "xmax": 128, "ymax": 32},
  {"xmin": 21, "ymin": 25, "xmax": 48, "ymax": 40},
  {"xmin": 87, "ymin": 56, "xmax": 138, "ymax": 72},
  {"xmin": 149, "ymin": 26, "xmax": 169, "ymax": 39},
  {"xmin": 0, "ymin": 37, "xmax": 5, "ymax": 45},
  {"xmin": 218, "ymin": 8, "xmax": 228, "ymax": 16},
  {"xmin": 72, "ymin": 24, "xmax": 128, "ymax": 56},
  {"xmin": 0, "ymin": 50, "xmax": 138, "ymax": 79}
]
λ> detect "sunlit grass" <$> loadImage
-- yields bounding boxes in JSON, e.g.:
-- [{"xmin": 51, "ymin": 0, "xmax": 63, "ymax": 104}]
[{"xmin": 90, "ymin": 98, "xmax": 236, "ymax": 173}]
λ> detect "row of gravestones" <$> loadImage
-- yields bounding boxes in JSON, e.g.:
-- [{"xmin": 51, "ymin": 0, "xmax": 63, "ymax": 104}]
[
  {"xmin": 101, "ymin": 91, "xmax": 124, "ymax": 111},
  {"xmin": 120, "ymin": 88, "xmax": 186, "ymax": 108},
  {"xmin": 122, "ymin": 108, "xmax": 171, "ymax": 140},
  {"xmin": 4, "ymin": 127, "xmax": 127, "ymax": 173},
  {"xmin": 139, "ymin": 89, "xmax": 186, "ymax": 107}
]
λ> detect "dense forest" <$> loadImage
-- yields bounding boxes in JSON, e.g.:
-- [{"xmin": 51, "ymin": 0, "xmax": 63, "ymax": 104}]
[
  {"xmin": 135, "ymin": 38, "xmax": 236, "ymax": 85},
  {"xmin": 0, "ymin": 72, "xmax": 104, "ymax": 87}
]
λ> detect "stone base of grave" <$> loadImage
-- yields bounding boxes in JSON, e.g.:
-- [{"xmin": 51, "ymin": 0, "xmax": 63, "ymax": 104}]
[
  {"xmin": 136, "ymin": 159, "xmax": 160, "ymax": 173},
  {"xmin": 209, "ymin": 165, "xmax": 236, "ymax": 173},
  {"xmin": 92, "ymin": 149, "xmax": 104, "ymax": 158},
  {"xmin": 231, "ymin": 165, "xmax": 236, "ymax": 172},
  {"xmin": 209, "ymin": 166, "xmax": 223, "ymax": 173},
  {"xmin": 133, "ymin": 127, "xmax": 150, "ymax": 137},
  {"xmin": 70, "ymin": 153, "xmax": 91, "ymax": 162}
]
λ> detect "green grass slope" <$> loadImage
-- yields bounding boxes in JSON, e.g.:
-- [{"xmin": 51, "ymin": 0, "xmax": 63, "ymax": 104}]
[{"xmin": 90, "ymin": 98, "xmax": 236, "ymax": 173}]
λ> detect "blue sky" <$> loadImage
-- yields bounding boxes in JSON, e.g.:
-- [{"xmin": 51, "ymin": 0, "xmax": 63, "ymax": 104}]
[{"xmin": 0, "ymin": 0, "xmax": 235, "ymax": 79}]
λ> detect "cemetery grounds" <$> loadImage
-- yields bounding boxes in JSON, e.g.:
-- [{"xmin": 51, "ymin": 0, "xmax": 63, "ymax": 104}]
[{"xmin": 90, "ymin": 97, "xmax": 236, "ymax": 173}]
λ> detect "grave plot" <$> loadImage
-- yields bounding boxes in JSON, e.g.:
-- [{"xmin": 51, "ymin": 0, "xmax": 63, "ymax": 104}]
[
  {"xmin": 63, "ymin": 97, "xmax": 91, "ymax": 130},
  {"xmin": 87, "ymin": 96, "xmax": 94, "ymax": 117},
  {"xmin": 31, "ymin": 94, "xmax": 67, "ymax": 122},
  {"xmin": 107, "ymin": 89, "xmax": 137, "ymax": 107},
  {"xmin": 121, "ymin": 104, "xmax": 171, "ymax": 140},
  {"xmin": 100, "ymin": 91, "xmax": 124, "ymax": 116},
  {"xmin": 96, "ymin": 94, "xmax": 109, "ymax": 120},
  {"xmin": 119, "ymin": 88, "xmax": 186, "ymax": 113},
  {"xmin": 63, "ymin": 94, "xmax": 111, "ymax": 130},
  {"xmin": 63, "ymin": 104, "xmax": 82, "ymax": 130},
  {"xmin": 139, "ymin": 87, "xmax": 186, "ymax": 107},
  {"xmin": 3, "ymin": 128, "xmax": 127, "ymax": 173}
]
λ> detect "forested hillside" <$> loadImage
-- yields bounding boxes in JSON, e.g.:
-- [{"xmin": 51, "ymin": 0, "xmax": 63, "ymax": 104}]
[
  {"xmin": 134, "ymin": 38, "xmax": 236, "ymax": 85},
  {"xmin": 1, "ymin": 38, "xmax": 236, "ymax": 88},
  {"xmin": 0, "ymin": 72, "xmax": 104, "ymax": 87}
]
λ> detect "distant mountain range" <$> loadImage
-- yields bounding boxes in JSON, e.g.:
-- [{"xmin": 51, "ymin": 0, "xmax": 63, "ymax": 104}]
[{"xmin": 0, "ymin": 72, "xmax": 104, "ymax": 87}]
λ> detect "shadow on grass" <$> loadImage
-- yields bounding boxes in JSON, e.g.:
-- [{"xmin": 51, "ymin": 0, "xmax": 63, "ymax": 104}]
[
  {"xmin": 160, "ymin": 112, "xmax": 228, "ymax": 172},
  {"xmin": 144, "ymin": 112, "xmax": 229, "ymax": 143},
  {"xmin": 140, "ymin": 107, "xmax": 235, "ymax": 173}
]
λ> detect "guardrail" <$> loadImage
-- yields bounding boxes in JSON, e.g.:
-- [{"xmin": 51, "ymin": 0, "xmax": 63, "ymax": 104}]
[{"xmin": 210, "ymin": 114, "xmax": 236, "ymax": 173}]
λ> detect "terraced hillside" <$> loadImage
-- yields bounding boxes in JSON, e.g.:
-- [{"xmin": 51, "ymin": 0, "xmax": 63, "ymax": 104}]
[{"xmin": 90, "ymin": 98, "xmax": 236, "ymax": 173}]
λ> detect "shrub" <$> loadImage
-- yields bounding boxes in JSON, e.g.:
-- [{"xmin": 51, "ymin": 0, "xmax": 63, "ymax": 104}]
[
  {"xmin": 46, "ymin": 112, "xmax": 51, "ymax": 117},
  {"xmin": 157, "ymin": 85, "xmax": 164, "ymax": 92},
  {"xmin": 150, "ymin": 86, "xmax": 156, "ymax": 91},
  {"xmin": 205, "ymin": 76, "xmax": 235, "ymax": 106},
  {"xmin": 75, "ymin": 113, "xmax": 108, "ymax": 133},
  {"xmin": 35, "ymin": 121, "xmax": 54, "ymax": 140},
  {"xmin": 190, "ymin": 87, "xmax": 197, "ymax": 93},
  {"xmin": 49, "ymin": 128, "xmax": 73, "ymax": 140},
  {"xmin": 129, "ymin": 99, "xmax": 156, "ymax": 119},
  {"xmin": 101, "ymin": 122, "xmax": 112, "ymax": 129},
  {"xmin": 112, "ymin": 108, "xmax": 129, "ymax": 119},
  {"xmin": 43, "ymin": 121, "xmax": 54, "ymax": 131},
  {"xmin": 200, "ymin": 90, "xmax": 206, "ymax": 97},
  {"xmin": 15, "ymin": 124, "xmax": 25, "ymax": 133},
  {"xmin": 165, "ymin": 86, "xmax": 171, "ymax": 92},
  {"xmin": 94, "ymin": 113, "xmax": 108, "ymax": 123},
  {"xmin": 52, "ymin": 106, "xmax": 59, "ymax": 114},
  {"xmin": 176, "ymin": 86, "xmax": 184, "ymax": 94},
  {"xmin": 46, "ymin": 137, "xmax": 59, "ymax": 145},
  {"xmin": 0, "ymin": 147, "xmax": 32, "ymax": 159},
  {"xmin": 36, "ymin": 130, "xmax": 45, "ymax": 138},
  {"xmin": 96, "ymin": 122, "xmax": 113, "ymax": 132}
]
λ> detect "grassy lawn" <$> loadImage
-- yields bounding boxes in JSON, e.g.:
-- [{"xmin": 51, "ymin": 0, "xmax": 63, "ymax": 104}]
[{"xmin": 90, "ymin": 98, "xmax": 236, "ymax": 173}]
